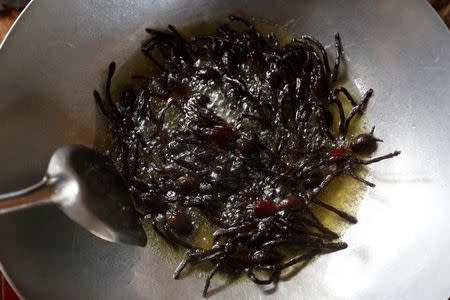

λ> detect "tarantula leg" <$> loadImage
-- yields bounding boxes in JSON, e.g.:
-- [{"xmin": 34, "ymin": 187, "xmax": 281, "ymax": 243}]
[
  {"xmin": 300, "ymin": 155, "xmax": 343, "ymax": 177},
  {"xmin": 246, "ymin": 269, "xmax": 279, "ymax": 285},
  {"xmin": 346, "ymin": 165, "xmax": 376, "ymax": 188},
  {"xmin": 333, "ymin": 86, "xmax": 357, "ymax": 106},
  {"xmin": 311, "ymin": 197, "xmax": 358, "ymax": 223},
  {"xmin": 331, "ymin": 33, "xmax": 343, "ymax": 82},
  {"xmin": 93, "ymin": 62, "xmax": 120, "ymax": 120},
  {"xmin": 93, "ymin": 90, "xmax": 111, "ymax": 119},
  {"xmin": 278, "ymin": 251, "xmax": 318, "ymax": 270},
  {"xmin": 105, "ymin": 62, "xmax": 120, "ymax": 117},
  {"xmin": 202, "ymin": 262, "xmax": 224, "ymax": 297},
  {"xmin": 309, "ymin": 171, "xmax": 342, "ymax": 198},
  {"xmin": 301, "ymin": 207, "xmax": 340, "ymax": 239},
  {"xmin": 329, "ymin": 94, "xmax": 346, "ymax": 134},
  {"xmin": 250, "ymin": 216, "xmax": 279, "ymax": 244},
  {"xmin": 354, "ymin": 151, "xmax": 401, "ymax": 165},
  {"xmin": 173, "ymin": 257, "xmax": 190, "ymax": 279},
  {"xmin": 277, "ymin": 218, "xmax": 336, "ymax": 240},
  {"xmin": 298, "ymin": 216, "xmax": 339, "ymax": 239},
  {"xmin": 173, "ymin": 250, "xmax": 214, "ymax": 279},
  {"xmin": 301, "ymin": 34, "xmax": 331, "ymax": 77},
  {"xmin": 212, "ymin": 224, "xmax": 255, "ymax": 243},
  {"xmin": 168, "ymin": 24, "xmax": 185, "ymax": 41},
  {"xmin": 234, "ymin": 231, "xmax": 255, "ymax": 241},
  {"xmin": 145, "ymin": 53, "xmax": 167, "ymax": 71},
  {"xmin": 342, "ymin": 88, "xmax": 373, "ymax": 136},
  {"xmin": 261, "ymin": 237, "xmax": 347, "ymax": 251},
  {"xmin": 144, "ymin": 28, "xmax": 173, "ymax": 38},
  {"xmin": 143, "ymin": 28, "xmax": 175, "ymax": 50},
  {"xmin": 174, "ymin": 248, "xmax": 225, "ymax": 279}
]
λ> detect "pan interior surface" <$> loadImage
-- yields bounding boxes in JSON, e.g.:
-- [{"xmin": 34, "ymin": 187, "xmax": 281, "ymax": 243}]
[{"xmin": 0, "ymin": 0, "xmax": 449, "ymax": 299}]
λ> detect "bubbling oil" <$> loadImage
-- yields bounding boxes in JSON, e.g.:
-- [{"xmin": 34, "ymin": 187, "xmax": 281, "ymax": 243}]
[{"xmin": 104, "ymin": 18, "xmax": 371, "ymax": 280}]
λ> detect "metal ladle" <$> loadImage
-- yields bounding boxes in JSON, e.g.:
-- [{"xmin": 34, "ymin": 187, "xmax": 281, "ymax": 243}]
[{"xmin": 0, "ymin": 145, "xmax": 147, "ymax": 246}]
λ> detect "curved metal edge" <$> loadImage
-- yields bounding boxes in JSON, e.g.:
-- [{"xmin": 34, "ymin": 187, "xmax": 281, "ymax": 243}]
[
  {"xmin": 1, "ymin": 2, "xmax": 35, "ymax": 297},
  {"xmin": 0, "ymin": 176, "xmax": 48, "ymax": 200},
  {"xmin": 0, "ymin": 0, "xmax": 34, "ymax": 49},
  {"xmin": 0, "ymin": 264, "xmax": 23, "ymax": 300},
  {"xmin": 0, "ymin": 2, "xmax": 36, "ymax": 297}
]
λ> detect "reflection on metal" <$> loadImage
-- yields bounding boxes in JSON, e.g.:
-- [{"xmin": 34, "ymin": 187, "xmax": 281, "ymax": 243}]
[{"xmin": 0, "ymin": 145, "xmax": 147, "ymax": 246}]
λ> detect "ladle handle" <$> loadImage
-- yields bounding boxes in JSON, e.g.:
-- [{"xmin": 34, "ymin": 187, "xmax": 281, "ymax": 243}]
[{"xmin": 0, "ymin": 177, "xmax": 57, "ymax": 214}]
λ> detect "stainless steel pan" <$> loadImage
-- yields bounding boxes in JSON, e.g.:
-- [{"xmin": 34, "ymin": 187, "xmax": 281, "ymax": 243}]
[{"xmin": 1, "ymin": 0, "xmax": 450, "ymax": 299}]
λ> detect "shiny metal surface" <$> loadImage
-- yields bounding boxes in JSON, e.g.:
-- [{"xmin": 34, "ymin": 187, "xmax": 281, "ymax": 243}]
[
  {"xmin": 0, "ymin": 0, "xmax": 449, "ymax": 299},
  {"xmin": 0, "ymin": 145, "xmax": 147, "ymax": 246}
]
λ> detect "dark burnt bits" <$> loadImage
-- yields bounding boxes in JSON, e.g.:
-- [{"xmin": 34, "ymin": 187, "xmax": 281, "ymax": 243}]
[{"xmin": 94, "ymin": 16, "xmax": 400, "ymax": 297}]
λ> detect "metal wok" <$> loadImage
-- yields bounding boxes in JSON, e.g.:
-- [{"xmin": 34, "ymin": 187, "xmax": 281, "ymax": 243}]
[{"xmin": 1, "ymin": 0, "xmax": 450, "ymax": 299}]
